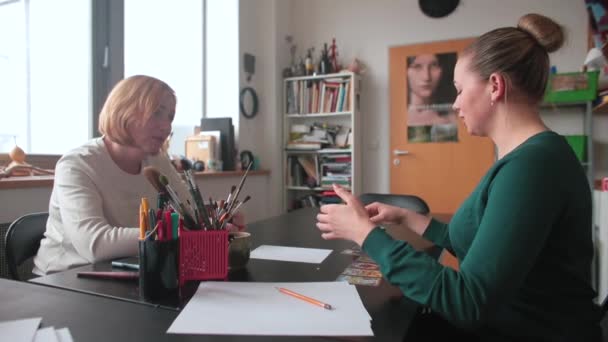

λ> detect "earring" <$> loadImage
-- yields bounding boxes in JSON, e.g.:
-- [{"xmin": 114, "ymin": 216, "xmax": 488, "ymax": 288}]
[{"xmin": 490, "ymin": 100, "xmax": 495, "ymax": 107}]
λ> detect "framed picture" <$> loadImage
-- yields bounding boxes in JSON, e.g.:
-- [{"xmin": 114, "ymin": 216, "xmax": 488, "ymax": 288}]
[{"xmin": 405, "ymin": 50, "xmax": 459, "ymax": 143}]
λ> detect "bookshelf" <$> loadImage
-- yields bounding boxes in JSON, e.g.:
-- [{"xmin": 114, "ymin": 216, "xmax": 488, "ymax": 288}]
[{"xmin": 281, "ymin": 71, "xmax": 361, "ymax": 211}]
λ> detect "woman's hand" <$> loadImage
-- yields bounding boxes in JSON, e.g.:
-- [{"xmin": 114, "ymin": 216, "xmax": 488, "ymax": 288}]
[
  {"xmin": 316, "ymin": 184, "xmax": 376, "ymax": 246},
  {"xmin": 367, "ymin": 202, "xmax": 432, "ymax": 237},
  {"xmin": 226, "ymin": 211, "xmax": 246, "ymax": 232},
  {"xmin": 366, "ymin": 202, "xmax": 407, "ymax": 226}
]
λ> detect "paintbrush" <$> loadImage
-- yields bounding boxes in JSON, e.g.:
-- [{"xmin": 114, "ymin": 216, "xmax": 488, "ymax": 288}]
[
  {"xmin": 182, "ymin": 168, "xmax": 212, "ymax": 230},
  {"xmin": 143, "ymin": 166, "xmax": 165, "ymax": 194},
  {"xmin": 143, "ymin": 166, "xmax": 196, "ymax": 228},
  {"xmin": 225, "ymin": 161, "xmax": 252, "ymax": 216},
  {"xmin": 158, "ymin": 174, "xmax": 197, "ymax": 228},
  {"xmin": 220, "ymin": 195, "xmax": 251, "ymax": 229},
  {"xmin": 144, "ymin": 166, "xmax": 169, "ymax": 209}
]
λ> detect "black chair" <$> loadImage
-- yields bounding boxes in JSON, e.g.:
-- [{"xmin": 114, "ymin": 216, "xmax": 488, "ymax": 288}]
[
  {"xmin": 5, "ymin": 212, "xmax": 48, "ymax": 280},
  {"xmin": 359, "ymin": 193, "xmax": 430, "ymax": 215}
]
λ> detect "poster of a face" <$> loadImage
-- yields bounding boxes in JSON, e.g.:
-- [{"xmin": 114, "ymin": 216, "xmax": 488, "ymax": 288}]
[{"xmin": 406, "ymin": 52, "xmax": 458, "ymax": 143}]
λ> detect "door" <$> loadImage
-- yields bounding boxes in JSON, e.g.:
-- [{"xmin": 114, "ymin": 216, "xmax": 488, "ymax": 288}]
[{"xmin": 389, "ymin": 38, "xmax": 495, "ymax": 214}]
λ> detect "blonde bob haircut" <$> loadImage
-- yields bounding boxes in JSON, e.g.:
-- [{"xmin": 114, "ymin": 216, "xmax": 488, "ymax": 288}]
[{"xmin": 98, "ymin": 75, "xmax": 176, "ymax": 146}]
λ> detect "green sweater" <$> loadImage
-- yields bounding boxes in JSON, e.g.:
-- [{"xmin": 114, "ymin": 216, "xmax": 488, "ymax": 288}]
[{"xmin": 362, "ymin": 131, "xmax": 601, "ymax": 340}]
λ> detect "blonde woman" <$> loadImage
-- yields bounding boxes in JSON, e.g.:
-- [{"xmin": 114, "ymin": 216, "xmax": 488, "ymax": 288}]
[{"xmin": 34, "ymin": 75, "xmax": 243, "ymax": 275}]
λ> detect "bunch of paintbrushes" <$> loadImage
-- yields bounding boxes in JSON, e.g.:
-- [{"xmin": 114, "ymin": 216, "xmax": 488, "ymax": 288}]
[{"xmin": 143, "ymin": 161, "xmax": 253, "ymax": 231}]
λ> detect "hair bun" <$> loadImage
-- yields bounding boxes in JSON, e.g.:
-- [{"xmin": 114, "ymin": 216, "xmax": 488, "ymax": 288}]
[{"xmin": 517, "ymin": 13, "xmax": 564, "ymax": 53}]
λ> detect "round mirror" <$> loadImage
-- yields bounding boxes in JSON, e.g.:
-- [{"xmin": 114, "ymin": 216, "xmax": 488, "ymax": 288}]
[{"xmin": 240, "ymin": 87, "xmax": 259, "ymax": 119}]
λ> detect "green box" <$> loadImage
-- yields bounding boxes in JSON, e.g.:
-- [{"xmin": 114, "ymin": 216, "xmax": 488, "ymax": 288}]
[
  {"xmin": 544, "ymin": 71, "xmax": 598, "ymax": 103},
  {"xmin": 563, "ymin": 135, "xmax": 587, "ymax": 162}
]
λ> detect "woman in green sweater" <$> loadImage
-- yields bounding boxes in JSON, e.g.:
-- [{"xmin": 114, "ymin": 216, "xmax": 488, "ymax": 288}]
[{"xmin": 317, "ymin": 13, "xmax": 602, "ymax": 341}]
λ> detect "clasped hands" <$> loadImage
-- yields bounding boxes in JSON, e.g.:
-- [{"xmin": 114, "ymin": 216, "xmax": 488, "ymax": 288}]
[
  {"xmin": 226, "ymin": 211, "xmax": 246, "ymax": 232},
  {"xmin": 316, "ymin": 184, "xmax": 408, "ymax": 246}
]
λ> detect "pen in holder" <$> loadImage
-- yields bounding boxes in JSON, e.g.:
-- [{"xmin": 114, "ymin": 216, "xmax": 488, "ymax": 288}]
[{"xmin": 139, "ymin": 239, "xmax": 179, "ymax": 301}]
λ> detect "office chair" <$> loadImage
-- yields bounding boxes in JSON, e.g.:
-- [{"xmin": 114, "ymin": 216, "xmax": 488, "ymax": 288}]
[
  {"xmin": 5, "ymin": 212, "xmax": 48, "ymax": 280},
  {"xmin": 359, "ymin": 193, "xmax": 430, "ymax": 215}
]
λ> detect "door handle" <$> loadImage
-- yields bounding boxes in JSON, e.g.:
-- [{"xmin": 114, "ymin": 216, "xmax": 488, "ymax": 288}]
[{"xmin": 393, "ymin": 149, "xmax": 410, "ymax": 156}]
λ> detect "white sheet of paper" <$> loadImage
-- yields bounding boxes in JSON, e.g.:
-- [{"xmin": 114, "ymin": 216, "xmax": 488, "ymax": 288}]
[
  {"xmin": 34, "ymin": 327, "xmax": 58, "ymax": 342},
  {"xmin": 56, "ymin": 328, "xmax": 74, "ymax": 342},
  {"xmin": 167, "ymin": 281, "xmax": 372, "ymax": 336},
  {"xmin": 250, "ymin": 245, "xmax": 332, "ymax": 264},
  {"xmin": 0, "ymin": 317, "xmax": 42, "ymax": 342}
]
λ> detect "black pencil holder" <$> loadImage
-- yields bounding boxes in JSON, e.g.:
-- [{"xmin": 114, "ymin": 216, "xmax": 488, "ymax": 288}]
[{"xmin": 139, "ymin": 239, "xmax": 179, "ymax": 301}]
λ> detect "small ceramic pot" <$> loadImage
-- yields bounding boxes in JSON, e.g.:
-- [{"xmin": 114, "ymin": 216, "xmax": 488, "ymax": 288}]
[{"xmin": 228, "ymin": 231, "xmax": 251, "ymax": 269}]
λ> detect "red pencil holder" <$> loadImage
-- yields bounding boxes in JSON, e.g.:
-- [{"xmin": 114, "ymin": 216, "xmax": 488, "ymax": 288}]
[{"xmin": 178, "ymin": 228, "xmax": 229, "ymax": 286}]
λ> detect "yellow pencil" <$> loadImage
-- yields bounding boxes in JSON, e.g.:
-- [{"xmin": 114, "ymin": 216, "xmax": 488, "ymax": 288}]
[
  {"xmin": 141, "ymin": 197, "xmax": 150, "ymax": 229},
  {"xmin": 139, "ymin": 202, "xmax": 146, "ymax": 240},
  {"xmin": 276, "ymin": 287, "xmax": 333, "ymax": 310}
]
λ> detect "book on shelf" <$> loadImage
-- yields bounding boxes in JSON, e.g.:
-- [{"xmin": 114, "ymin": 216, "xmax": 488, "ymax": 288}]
[
  {"xmin": 297, "ymin": 156, "xmax": 319, "ymax": 185},
  {"xmin": 285, "ymin": 76, "xmax": 352, "ymax": 114},
  {"xmin": 335, "ymin": 127, "xmax": 352, "ymax": 148},
  {"xmin": 286, "ymin": 141, "xmax": 322, "ymax": 150},
  {"xmin": 287, "ymin": 155, "xmax": 318, "ymax": 188}
]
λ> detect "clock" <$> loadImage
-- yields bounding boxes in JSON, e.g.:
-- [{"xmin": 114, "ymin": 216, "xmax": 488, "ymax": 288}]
[{"xmin": 419, "ymin": 0, "xmax": 459, "ymax": 18}]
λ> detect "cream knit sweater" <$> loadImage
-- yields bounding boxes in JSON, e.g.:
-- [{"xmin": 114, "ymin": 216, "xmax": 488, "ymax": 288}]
[{"xmin": 33, "ymin": 137, "xmax": 190, "ymax": 275}]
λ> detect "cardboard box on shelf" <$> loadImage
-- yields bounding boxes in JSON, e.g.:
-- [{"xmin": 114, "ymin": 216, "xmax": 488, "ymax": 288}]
[
  {"xmin": 185, "ymin": 135, "xmax": 216, "ymax": 162},
  {"xmin": 544, "ymin": 71, "xmax": 598, "ymax": 103}
]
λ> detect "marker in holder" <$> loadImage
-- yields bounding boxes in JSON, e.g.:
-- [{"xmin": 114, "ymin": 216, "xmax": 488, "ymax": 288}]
[{"xmin": 139, "ymin": 239, "xmax": 179, "ymax": 301}]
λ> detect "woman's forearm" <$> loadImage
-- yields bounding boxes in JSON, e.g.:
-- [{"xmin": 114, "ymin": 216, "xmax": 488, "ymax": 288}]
[{"xmin": 402, "ymin": 209, "xmax": 432, "ymax": 236}]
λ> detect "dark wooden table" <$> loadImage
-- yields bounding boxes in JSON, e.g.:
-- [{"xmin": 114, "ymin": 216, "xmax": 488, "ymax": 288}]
[{"xmin": 25, "ymin": 207, "xmax": 442, "ymax": 341}]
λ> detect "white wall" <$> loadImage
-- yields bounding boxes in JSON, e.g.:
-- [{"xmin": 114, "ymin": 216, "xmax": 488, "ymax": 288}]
[
  {"xmin": 0, "ymin": 187, "xmax": 52, "ymax": 223},
  {"xmin": 238, "ymin": 0, "xmax": 607, "ymax": 201},
  {"xmin": 238, "ymin": 0, "xmax": 290, "ymax": 218}
]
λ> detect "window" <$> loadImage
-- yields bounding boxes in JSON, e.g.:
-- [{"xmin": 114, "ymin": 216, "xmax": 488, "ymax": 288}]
[
  {"xmin": 124, "ymin": 0, "xmax": 204, "ymax": 156},
  {"xmin": 0, "ymin": 0, "xmax": 27, "ymax": 153},
  {"xmin": 0, "ymin": 0, "xmax": 91, "ymax": 154},
  {"xmin": 124, "ymin": 0, "xmax": 238, "ymax": 156},
  {"xmin": 206, "ymin": 0, "xmax": 238, "ymax": 121},
  {"xmin": 0, "ymin": 0, "xmax": 238, "ymax": 156}
]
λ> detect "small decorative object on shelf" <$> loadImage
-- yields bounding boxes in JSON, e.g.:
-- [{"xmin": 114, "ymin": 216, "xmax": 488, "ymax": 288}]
[
  {"xmin": 296, "ymin": 57, "xmax": 306, "ymax": 77},
  {"xmin": 0, "ymin": 138, "xmax": 54, "ymax": 179},
  {"xmin": 281, "ymin": 71, "xmax": 361, "ymax": 211},
  {"xmin": 345, "ymin": 58, "xmax": 367, "ymax": 75},
  {"xmin": 328, "ymin": 38, "xmax": 341, "ymax": 74},
  {"xmin": 305, "ymin": 48, "xmax": 315, "ymax": 76},
  {"xmin": 283, "ymin": 35, "xmax": 297, "ymax": 78},
  {"xmin": 319, "ymin": 43, "xmax": 331, "ymax": 75}
]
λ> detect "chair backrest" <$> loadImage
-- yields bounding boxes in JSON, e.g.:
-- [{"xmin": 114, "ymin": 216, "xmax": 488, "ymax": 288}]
[
  {"xmin": 359, "ymin": 193, "xmax": 430, "ymax": 215},
  {"xmin": 5, "ymin": 212, "xmax": 48, "ymax": 280}
]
